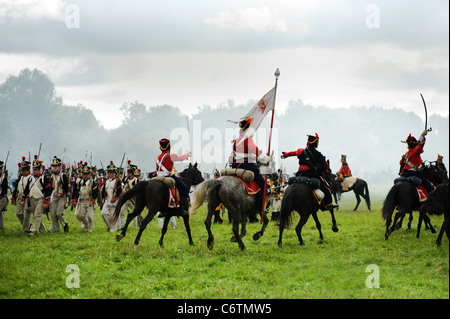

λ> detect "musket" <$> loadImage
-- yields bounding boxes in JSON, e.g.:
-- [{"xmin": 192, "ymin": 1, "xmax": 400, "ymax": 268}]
[
  {"xmin": 2, "ymin": 148, "xmax": 10, "ymax": 175},
  {"xmin": 37, "ymin": 142, "xmax": 42, "ymax": 159},
  {"xmin": 420, "ymin": 93, "xmax": 432, "ymax": 132}
]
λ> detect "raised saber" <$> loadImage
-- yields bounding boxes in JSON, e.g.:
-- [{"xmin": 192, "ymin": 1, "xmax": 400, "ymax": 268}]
[{"xmin": 420, "ymin": 93, "xmax": 432, "ymax": 132}]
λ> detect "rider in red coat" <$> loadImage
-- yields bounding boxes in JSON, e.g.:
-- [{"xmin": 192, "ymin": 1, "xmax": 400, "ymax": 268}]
[{"xmin": 399, "ymin": 130, "xmax": 434, "ymax": 193}]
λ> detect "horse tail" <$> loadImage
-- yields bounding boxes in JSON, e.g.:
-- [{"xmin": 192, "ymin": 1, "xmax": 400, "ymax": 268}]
[
  {"xmin": 111, "ymin": 181, "xmax": 148, "ymax": 225},
  {"xmin": 277, "ymin": 188, "xmax": 295, "ymax": 229},
  {"xmin": 364, "ymin": 181, "xmax": 371, "ymax": 210},
  {"xmin": 382, "ymin": 183, "xmax": 399, "ymax": 220},
  {"xmin": 189, "ymin": 179, "xmax": 221, "ymax": 215}
]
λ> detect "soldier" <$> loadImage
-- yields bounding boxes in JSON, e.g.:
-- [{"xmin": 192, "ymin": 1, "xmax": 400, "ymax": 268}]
[
  {"xmin": 71, "ymin": 163, "xmax": 98, "ymax": 232},
  {"xmin": 120, "ymin": 160, "xmax": 138, "ymax": 229},
  {"xmin": 101, "ymin": 161, "xmax": 122, "ymax": 231},
  {"xmin": 281, "ymin": 133, "xmax": 338, "ymax": 213},
  {"xmin": 11, "ymin": 157, "xmax": 33, "ymax": 232},
  {"xmin": 437, "ymin": 154, "xmax": 448, "ymax": 180},
  {"xmin": 0, "ymin": 161, "xmax": 9, "ymax": 230},
  {"xmin": 21, "ymin": 156, "xmax": 52, "ymax": 236},
  {"xmin": 230, "ymin": 119, "xmax": 271, "ymax": 217},
  {"xmin": 156, "ymin": 138, "xmax": 190, "ymax": 217},
  {"xmin": 336, "ymin": 154, "xmax": 353, "ymax": 191},
  {"xmin": 400, "ymin": 130, "xmax": 434, "ymax": 193},
  {"xmin": 48, "ymin": 156, "xmax": 69, "ymax": 233}
]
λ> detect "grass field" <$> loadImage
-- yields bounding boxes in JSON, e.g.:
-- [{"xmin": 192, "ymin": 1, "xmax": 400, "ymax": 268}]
[{"xmin": 0, "ymin": 185, "xmax": 448, "ymax": 299}]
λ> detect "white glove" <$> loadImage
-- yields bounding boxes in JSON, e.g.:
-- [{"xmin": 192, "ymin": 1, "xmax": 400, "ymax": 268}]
[{"xmin": 258, "ymin": 153, "xmax": 271, "ymax": 164}]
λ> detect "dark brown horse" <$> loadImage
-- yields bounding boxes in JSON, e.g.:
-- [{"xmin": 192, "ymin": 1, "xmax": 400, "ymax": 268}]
[
  {"xmin": 112, "ymin": 163, "xmax": 203, "ymax": 247},
  {"xmin": 418, "ymin": 182, "xmax": 449, "ymax": 245},
  {"xmin": 382, "ymin": 162, "xmax": 446, "ymax": 240},
  {"xmin": 277, "ymin": 179, "xmax": 339, "ymax": 247},
  {"xmin": 329, "ymin": 173, "xmax": 371, "ymax": 211}
]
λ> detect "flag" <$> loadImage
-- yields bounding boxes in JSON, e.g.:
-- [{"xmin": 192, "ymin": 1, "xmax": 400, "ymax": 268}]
[{"xmin": 235, "ymin": 86, "xmax": 276, "ymax": 146}]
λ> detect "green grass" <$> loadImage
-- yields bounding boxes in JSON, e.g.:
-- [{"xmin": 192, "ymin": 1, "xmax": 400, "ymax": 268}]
[{"xmin": 0, "ymin": 187, "xmax": 448, "ymax": 299}]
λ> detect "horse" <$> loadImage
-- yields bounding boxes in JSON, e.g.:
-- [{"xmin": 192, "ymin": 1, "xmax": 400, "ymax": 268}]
[
  {"xmin": 329, "ymin": 173, "xmax": 371, "ymax": 211},
  {"xmin": 418, "ymin": 182, "xmax": 449, "ymax": 245},
  {"xmin": 277, "ymin": 178, "xmax": 339, "ymax": 248},
  {"xmin": 382, "ymin": 162, "xmax": 446, "ymax": 240},
  {"xmin": 112, "ymin": 163, "xmax": 204, "ymax": 247},
  {"xmin": 189, "ymin": 163, "xmax": 271, "ymax": 251}
]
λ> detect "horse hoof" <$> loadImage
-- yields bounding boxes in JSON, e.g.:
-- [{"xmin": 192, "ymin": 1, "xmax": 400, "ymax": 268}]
[
  {"xmin": 207, "ymin": 242, "xmax": 214, "ymax": 250},
  {"xmin": 116, "ymin": 234, "xmax": 124, "ymax": 242},
  {"xmin": 278, "ymin": 242, "xmax": 282, "ymax": 248},
  {"xmin": 332, "ymin": 226, "xmax": 339, "ymax": 233},
  {"xmin": 189, "ymin": 241, "xmax": 195, "ymax": 246},
  {"xmin": 253, "ymin": 232, "xmax": 262, "ymax": 241},
  {"xmin": 230, "ymin": 236, "xmax": 237, "ymax": 242}
]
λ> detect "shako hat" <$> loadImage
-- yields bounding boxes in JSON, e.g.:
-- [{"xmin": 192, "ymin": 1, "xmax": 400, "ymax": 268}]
[
  {"xmin": 32, "ymin": 155, "xmax": 43, "ymax": 169},
  {"xmin": 51, "ymin": 156, "xmax": 62, "ymax": 166},
  {"xmin": 159, "ymin": 138, "xmax": 170, "ymax": 151},
  {"xmin": 239, "ymin": 118, "xmax": 252, "ymax": 131},
  {"xmin": 107, "ymin": 161, "xmax": 117, "ymax": 173},
  {"xmin": 307, "ymin": 133, "xmax": 319, "ymax": 148}
]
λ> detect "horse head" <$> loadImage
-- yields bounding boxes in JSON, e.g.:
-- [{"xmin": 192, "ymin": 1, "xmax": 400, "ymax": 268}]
[{"xmin": 180, "ymin": 162, "xmax": 204, "ymax": 186}]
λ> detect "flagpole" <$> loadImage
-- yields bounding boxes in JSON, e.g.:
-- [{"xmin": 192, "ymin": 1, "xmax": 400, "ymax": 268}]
[{"xmin": 261, "ymin": 68, "xmax": 280, "ymax": 224}]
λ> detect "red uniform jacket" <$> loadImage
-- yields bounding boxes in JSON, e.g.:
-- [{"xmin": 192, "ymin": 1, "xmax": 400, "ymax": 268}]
[
  {"xmin": 402, "ymin": 139, "xmax": 425, "ymax": 172},
  {"xmin": 337, "ymin": 164, "xmax": 352, "ymax": 179},
  {"xmin": 156, "ymin": 151, "xmax": 189, "ymax": 175},
  {"xmin": 232, "ymin": 134, "xmax": 262, "ymax": 163}
]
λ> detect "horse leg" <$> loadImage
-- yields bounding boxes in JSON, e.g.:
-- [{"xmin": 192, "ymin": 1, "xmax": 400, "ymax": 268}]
[
  {"xmin": 353, "ymin": 193, "xmax": 361, "ymax": 211},
  {"xmin": 385, "ymin": 215, "xmax": 393, "ymax": 240},
  {"xmin": 253, "ymin": 211, "xmax": 269, "ymax": 241},
  {"xmin": 295, "ymin": 212, "xmax": 310, "ymax": 246},
  {"xmin": 158, "ymin": 214, "xmax": 171, "ymax": 248},
  {"xmin": 407, "ymin": 211, "xmax": 413, "ymax": 229},
  {"xmin": 134, "ymin": 209, "xmax": 157, "ymax": 246},
  {"xmin": 204, "ymin": 208, "xmax": 215, "ymax": 250},
  {"xmin": 181, "ymin": 211, "xmax": 195, "ymax": 246},
  {"xmin": 311, "ymin": 211, "xmax": 324, "ymax": 241},
  {"xmin": 417, "ymin": 213, "xmax": 423, "ymax": 239},
  {"xmin": 116, "ymin": 200, "xmax": 145, "ymax": 242},
  {"xmin": 436, "ymin": 216, "xmax": 449, "ymax": 246},
  {"xmin": 393, "ymin": 211, "xmax": 405, "ymax": 231},
  {"xmin": 232, "ymin": 218, "xmax": 246, "ymax": 251},
  {"xmin": 328, "ymin": 206, "xmax": 339, "ymax": 232}
]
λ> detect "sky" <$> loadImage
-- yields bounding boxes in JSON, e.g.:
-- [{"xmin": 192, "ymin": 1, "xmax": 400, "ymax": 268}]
[{"xmin": 0, "ymin": 0, "xmax": 448, "ymax": 130}]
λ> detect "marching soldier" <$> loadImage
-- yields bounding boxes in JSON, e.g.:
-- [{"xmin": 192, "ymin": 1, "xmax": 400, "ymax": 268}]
[
  {"xmin": 0, "ymin": 161, "xmax": 9, "ymax": 230},
  {"xmin": 21, "ymin": 156, "xmax": 52, "ymax": 236},
  {"xmin": 71, "ymin": 163, "xmax": 98, "ymax": 232},
  {"xmin": 49, "ymin": 156, "xmax": 69, "ymax": 233},
  {"xmin": 281, "ymin": 133, "xmax": 338, "ymax": 213},
  {"xmin": 120, "ymin": 160, "xmax": 138, "ymax": 229},
  {"xmin": 11, "ymin": 157, "xmax": 33, "ymax": 232},
  {"xmin": 101, "ymin": 161, "xmax": 122, "ymax": 231}
]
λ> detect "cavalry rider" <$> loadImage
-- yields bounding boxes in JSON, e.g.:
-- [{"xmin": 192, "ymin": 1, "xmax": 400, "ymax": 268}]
[
  {"xmin": 336, "ymin": 154, "xmax": 352, "ymax": 191},
  {"xmin": 230, "ymin": 119, "xmax": 271, "ymax": 217},
  {"xmin": 281, "ymin": 133, "xmax": 337, "ymax": 212},
  {"xmin": 399, "ymin": 130, "xmax": 434, "ymax": 193},
  {"xmin": 156, "ymin": 138, "xmax": 191, "ymax": 214},
  {"xmin": 437, "ymin": 154, "xmax": 448, "ymax": 180}
]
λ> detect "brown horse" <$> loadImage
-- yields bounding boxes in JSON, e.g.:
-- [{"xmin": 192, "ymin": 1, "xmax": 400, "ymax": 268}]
[
  {"xmin": 382, "ymin": 162, "xmax": 446, "ymax": 240},
  {"xmin": 112, "ymin": 163, "xmax": 203, "ymax": 247},
  {"xmin": 277, "ymin": 180, "xmax": 339, "ymax": 248}
]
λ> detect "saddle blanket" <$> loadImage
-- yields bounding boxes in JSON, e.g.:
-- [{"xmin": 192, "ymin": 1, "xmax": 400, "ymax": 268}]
[
  {"xmin": 342, "ymin": 176, "xmax": 358, "ymax": 190},
  {"xmin": 287, "ymin": 176, "xmax": 324, "ymax": 204},
  {"xmin": 231, "ymin": 175, "xmax": 260, "ymax": 195},
  {"xmin": 168, "ymin": 187, "xmax": 180, "ymax": 208},
  {"xmin": 394, "ymin": 176, "xmax": 428, "ymax": 202}
]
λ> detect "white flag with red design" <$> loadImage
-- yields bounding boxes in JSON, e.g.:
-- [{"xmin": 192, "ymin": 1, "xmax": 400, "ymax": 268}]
[{"xmin": 237, "ymin": 86, "xmax": 276, "ymax": 145}]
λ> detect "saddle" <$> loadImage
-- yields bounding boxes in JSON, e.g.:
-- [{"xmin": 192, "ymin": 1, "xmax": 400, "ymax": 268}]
[
  {"xmin": 394, "ymin": 176, "xmax": 428, "ymax": 202},
  {"xmin": 288, "ymin": 176, "xmax": 324, "ymax": 204},
  {"xmin": 342, "ymin": 176, "xmax": 358, "ymax": 191},
  {"xmin": 220, "ymin": 168, "xmax": 259, "ymax": 195},
  {"xmin": 151, "ymin": 176, "xmax": 180, "ymax": 208}
]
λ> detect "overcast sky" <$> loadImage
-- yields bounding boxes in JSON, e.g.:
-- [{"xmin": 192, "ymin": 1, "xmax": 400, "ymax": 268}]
[{"xmin": 1, "ymin": 0, "xmax": 448, "ymax": 129}]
